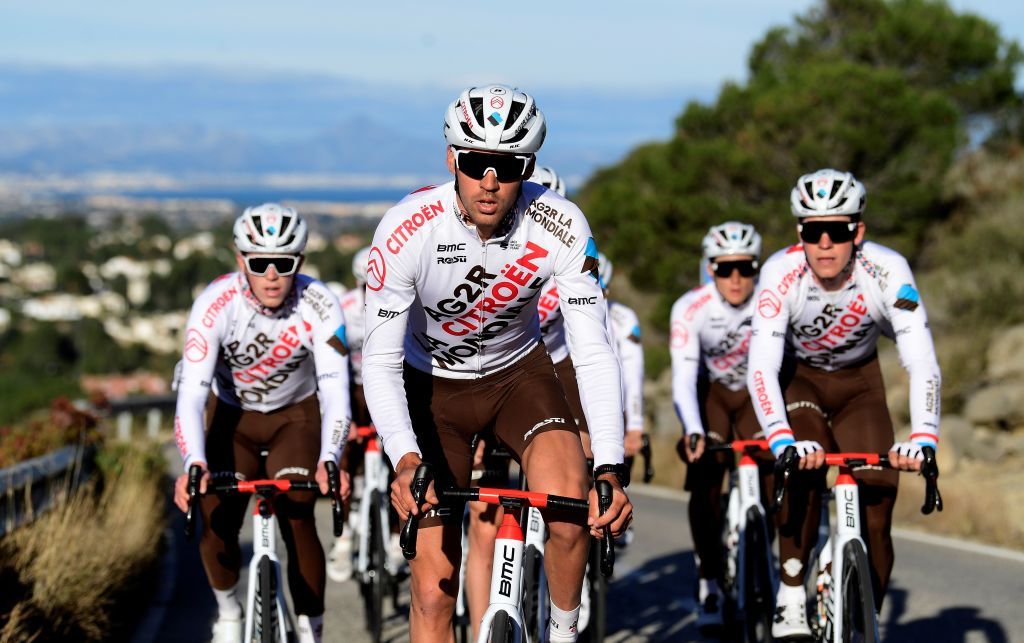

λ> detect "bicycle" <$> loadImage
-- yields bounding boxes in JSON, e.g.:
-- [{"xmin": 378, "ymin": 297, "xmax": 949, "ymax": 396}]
[
  {"xmin": 401, "ymin": 462, "xmax": 616, "ymax": 643},
  {"xmin": 699, "ymin": 437, "xmax": 777, "ymax": 642},
  {"xmin": 184, "ymin": 460, "xmax": 344, "ymax": 643},
  {"xmin": 773, "ymin": 447, "xmax": 943, "ymax": 643}
]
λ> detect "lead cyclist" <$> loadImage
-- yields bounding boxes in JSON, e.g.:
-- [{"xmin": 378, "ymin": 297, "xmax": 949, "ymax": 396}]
[
  {"xmin": 747, "ymin": 169, "xmax": 941, "ymax": 640},
  {"xmin": 361, "ymin": 84, "xmax": 633, "ymax": 643}
]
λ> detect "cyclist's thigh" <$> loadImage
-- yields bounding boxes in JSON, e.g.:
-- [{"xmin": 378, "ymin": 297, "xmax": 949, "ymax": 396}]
[
  {"xmin": 404, "ymin": 362, "xmax": 475, "ymax": 528},
  {"xmin": 783, "ymin": 364, "xmax": 835, "ymax": 449},
  {"xmin": 264, "ymin": 395, "xmax": 321, "ymax": 514},
  {"xmin": 829, "ymin": 359, "xmax": 898, "ymax": 489},
  {"xmin": 408, "ymin": 515, "xmax": 465, "ymax": 603},
  {"xmin": 685, "ymin": 381, "xmax": 730, "ymax": 491},
  {"xmin": 202, "ymin": 396, "xmax": 259, "ymax": 535},
  {"xmin": 553, "ymin": 356, "xmax": 589, "ymax": 435}
]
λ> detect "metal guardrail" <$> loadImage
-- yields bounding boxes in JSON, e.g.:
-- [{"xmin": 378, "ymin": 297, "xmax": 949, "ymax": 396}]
[
  {"xmin": 0, "ymin": 394, "xmax": 176, "ymax": 537},
  {"xmin": 0, "ymin": 443, "xmax": 95, "ymax": 538}
]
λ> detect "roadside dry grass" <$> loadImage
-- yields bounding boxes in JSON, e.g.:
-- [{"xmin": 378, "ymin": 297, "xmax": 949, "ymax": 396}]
[{"xmin": 0, "ymin": 443, "xmax": 165, "ymax": 642}]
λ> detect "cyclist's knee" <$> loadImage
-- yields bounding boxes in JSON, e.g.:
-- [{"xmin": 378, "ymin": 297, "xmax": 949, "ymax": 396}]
[
  {"xmin": 410, "ymin": 572, "xmax": 457, "ymax": 616},
  {"xmin": 546, "ymin": 518, "xmax": 587, "ymax": 550}
]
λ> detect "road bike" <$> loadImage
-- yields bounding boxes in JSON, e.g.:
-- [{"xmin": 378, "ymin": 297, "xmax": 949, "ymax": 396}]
[
  {"xmin": 700, "ymin": 437, "xmax": 777, "ymax": 642},
  {"xmin": 773, "ymin": 447, "xmax": 942, "ymax": 643},
  {"xmin": 401, "ymin": 462, "xmax": 615, "ymax": 643},
  {"xmin": 346, "ymin": 425, "xmax": 404, "ymax": 642},
  {"xmin": 184, "ymin": 460, "xmax": 343, "ymax": 643}
]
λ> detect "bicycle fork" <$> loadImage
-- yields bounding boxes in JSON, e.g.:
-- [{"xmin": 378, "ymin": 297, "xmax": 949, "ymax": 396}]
[
  {"xmin": 478, "ymin": 510, "xmax": 527, "ymax": 643},
  {"xmin": 821, "ymin": 469, "xmax": 865, "ymax": 642},
  {"xmin": 245, "ymin": 495, "xmax": 290, "ymax": 643}
]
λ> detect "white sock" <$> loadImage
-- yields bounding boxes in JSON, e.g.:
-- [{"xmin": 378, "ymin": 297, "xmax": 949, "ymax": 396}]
[
  {"xmin": 777, "ymin": 582, "xmax": 806, "ymax": 606},
  {"xmin": 212, "ymin": 583, "xmax": 242, "ymax": 620},
  {"xmin": 296, "ymin": 614, "xmax": 323, "ymax": 643},
  {"xmin": 547, "ymin": 601, "xmax": 581, "ymax": 642},
  {"xmin": 698, "ymin": 577, "xmax": 721, "ymax": 602}
]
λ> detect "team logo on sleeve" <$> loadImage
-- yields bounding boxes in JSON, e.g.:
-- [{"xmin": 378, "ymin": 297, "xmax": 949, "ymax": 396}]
[
  {"xmin": 184, "ymin": 328, "xmax": 208, "ymax": 362},
  {"xmin": 366, "ymin": 247, "xmax": 386, "ymax": 292},
  {"xmin": 628, "ymin": 324, "xmax": 642, "ymax": 344},
  {"xmin": 757, "ymin": 290, "xmax": 782, "ymax": 319},
  {"xmin": 894, "ymin": 283, "xmax": 920, "ymax": 311},
  {"xmin": 327, "ymin": 324, "xmax": 349, "ymax": 356},
  {"xmin": 670, "ymin": 321, "xmax": 689, "ymax": 348},
  {"xmin": 581, "ymin": 237, "xmax": 600, "ymax": 282}
]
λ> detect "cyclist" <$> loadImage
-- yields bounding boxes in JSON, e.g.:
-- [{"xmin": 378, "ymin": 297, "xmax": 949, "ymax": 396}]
[
  {"xmin": 172, "ymin": 204, "xmax": 352, "ymax": 643},
  {"xmin": 747, "ymin": 169, "xmax": 941, "ymax": 639},
  {"xmin": 361, "ymin": 84, "xmax": 633, "ymax": 643},
  {"xmin": 670, "ymin": 221, "xmax": 763, "ymax": 634},
  {"xmin": 324, "ymin": 246, "xmax": 375, "ymax": 582}
]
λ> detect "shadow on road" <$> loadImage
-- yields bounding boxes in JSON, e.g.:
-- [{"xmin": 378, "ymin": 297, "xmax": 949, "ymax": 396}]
[
  {"xmin": 884, "ymin": 586, "xmax": 1009, "ymax": 643},
  {"xmin": 606, "ymin": 547, "xmax": 703, "ymax": 641}
]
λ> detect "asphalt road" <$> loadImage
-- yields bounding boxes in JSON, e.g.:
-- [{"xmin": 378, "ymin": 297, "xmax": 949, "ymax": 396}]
[{"xmin": 144, "ymin": 477, "xmax": 1024, "ymax": 642}]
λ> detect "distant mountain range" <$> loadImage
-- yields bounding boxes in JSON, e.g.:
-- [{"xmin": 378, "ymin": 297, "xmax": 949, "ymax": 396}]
[{"xmin": 0, "ymin": 64, "xmax": 709, "ymax": 184}]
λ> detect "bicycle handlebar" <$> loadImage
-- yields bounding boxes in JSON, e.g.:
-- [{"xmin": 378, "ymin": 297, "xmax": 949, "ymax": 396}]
[
  {"xmin": 704, "ymin": 439, "xmax": 771, "ymax": 455},
  {"xmin": 399, "ymin": 463, "xmax": 618, "ymax": 576},
  {"xmin": 771, "ymin": 446, "xmax": 943, "ymax": 515},
  {"xmin": 639, "ymin": 434, "xmax": 655, "ymax": 483},
  {"xmin": 184, "ymin": 461, "xmax": 345, "ymax": 540}
]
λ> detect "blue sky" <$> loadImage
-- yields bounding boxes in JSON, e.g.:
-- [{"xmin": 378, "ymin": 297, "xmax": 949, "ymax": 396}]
[{"xmin": 2, "ymin": 0, "xmax": 1020, "ymax": 92}]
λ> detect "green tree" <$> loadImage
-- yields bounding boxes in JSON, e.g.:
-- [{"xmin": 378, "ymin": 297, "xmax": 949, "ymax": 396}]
[{"xmin": 578, "ymin": 0, "xmax": 1021, "ymax": 338}]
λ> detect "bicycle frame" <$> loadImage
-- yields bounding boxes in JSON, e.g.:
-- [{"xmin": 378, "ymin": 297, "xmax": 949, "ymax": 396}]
[
  {"xmin": 774, "ymin": 449, "xmax": 942, "ymax": 642},
  {"xmin": 354, "ymin": 426, "xmax": 392, "ymax": 581}
]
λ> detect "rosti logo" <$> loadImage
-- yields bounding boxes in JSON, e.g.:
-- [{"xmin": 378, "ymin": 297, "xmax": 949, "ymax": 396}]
[
  {"xmin": 184, "ymin": 329, "xmax": 208, "ymax": 362},
  {"xmin": 366, "ymin": 247, "xmax": 386, "ymax": 292},
  {"xmin": 385, "ymin": 200, "xmax": 445, "ymax": 254},
  {"xmin": 758, "ymin": 290, "xmax": 781, "ymax": 319},
  {"xmin": 670, "ymin": 321, "xmax": 689, "ymax": 349}
]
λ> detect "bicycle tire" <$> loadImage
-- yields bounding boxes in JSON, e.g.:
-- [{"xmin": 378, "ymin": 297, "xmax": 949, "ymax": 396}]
[
  {"xmin": 579, "ymin": 539, "xmax": 607, "ymax": 643},
  {"xmin": 489, "ymin": 609, "xmax": 514, "ymax": 643},
  {"xmin": 258, "ymin": 555, "xmax": 275, "ymax": 643},
  {"xmin": 368, "ymin": 489, "xmax": 387, "ymax": 643},
  {"xmin": 741, "ymin": 508, "xmax": 774, "ymax": 643},
  {"xmin": 840, "ymin": 540, "xmax": 877, "ymax": 643},
  {"xmin": 521, "ymin": 544, "xmax": 545, "ymax": 640}
]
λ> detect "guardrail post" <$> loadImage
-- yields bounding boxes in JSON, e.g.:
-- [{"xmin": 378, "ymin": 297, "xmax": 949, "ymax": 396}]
[
  {"xmin": 117, "ymin": 412, "xmax": 132, "ymax": 442},
  {"xmin": 146, "ymin": 408, "xmax": 162, "ymax": 439}
]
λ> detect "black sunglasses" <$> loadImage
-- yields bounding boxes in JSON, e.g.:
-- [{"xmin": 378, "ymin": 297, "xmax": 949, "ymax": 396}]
[
  {"xmin": 711, "ymin": 259, "xmax": 759, "ymax": 278},
  {"xmin": 453, "ymin": 148, "xmax": 532, "ymax": 182},
  {"xmin": 244, "ymin": 254, "xmax": 300, "ymax": 276},
  {"xmin": 799, "ymin": 220, "xmax": 859, "ymax": 244}
]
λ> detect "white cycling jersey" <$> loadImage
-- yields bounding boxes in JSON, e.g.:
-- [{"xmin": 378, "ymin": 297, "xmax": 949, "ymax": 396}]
[
  {"xmin": 174, "ymin": 272, "xmax": 351, "ymax": 471},
  {"xmin": 748, "ymin": 241, "xmax": 941, "ymax": 453},
  {"xmin": 609, "ymin": 301, "xmax": 645, "ymax": 433},
  {"xmin": 537, "ymin": 279, "xmax": 569, "ymax": 363},
  {"xmin": 339, "ymin": 287, "xmax": 366, "ymax": 385},
  {"xmin": 361, "ymin": 181, "xmax": 624, "ymax": 467},
  {"xmin": 670, "ymin": 282, "xmax": 754, "ymax": 437}
]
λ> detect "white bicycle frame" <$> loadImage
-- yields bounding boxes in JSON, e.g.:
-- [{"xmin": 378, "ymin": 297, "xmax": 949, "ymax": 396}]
[
  {"xmin": 813, "ymin": 469, "xmax": 870, "ymax": 642},
  {"xmin": 244, "ymin": 495, "xmax": 291, "ymax": 643},
  {"xmin": 355, "ymin": 432, "xmax": 393, "ymax": 580},
  {"xmin": 477, "ymin": 510, "xmax": 529, "ymax": 643},
  {"xmin": 725, "ymin": 452, "xmax": 778, "ymax": 612}
]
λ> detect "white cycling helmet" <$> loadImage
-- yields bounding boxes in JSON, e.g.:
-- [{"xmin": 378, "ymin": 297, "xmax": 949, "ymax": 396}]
[
  {"xmin": 791, "ymin": 168, "xmax": 866, "ymax": 218},
  {"xmin": 597, "ymin": 252, "xmax": 614, "ymax": 289},
  {"xmin": 527, "ymin": 165, "xmax": 567, "ymax": 196},
  {"xmin": 702, "ymin": 222, "xmax": 762, "ymax": 260},
  {"xmin": 234, "ymin": 203, "xmax": 308, "ymax": 254},
  {"xmin": 352, "ymin": 246, "xmax": 371, "ymax": 286},
  {"xmin": 444, "ymin": 84, "xmax": 546, "ymax": 154}
]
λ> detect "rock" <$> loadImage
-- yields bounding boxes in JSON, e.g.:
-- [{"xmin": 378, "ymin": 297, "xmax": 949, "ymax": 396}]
[
  {"xmin": 963, "ymin": 426, "xmax": 1007, "ymax": 462},
  {"xmin": 987, "ymin": 325, "xmax": 1024, "ymax": 380},
  {"xmin": 939, "ymin": 414, "xmax": 974, "ymax": 455},
  {"xmin": 963, "ymin": 381, "xmax": 1024, "ymax": 427}
]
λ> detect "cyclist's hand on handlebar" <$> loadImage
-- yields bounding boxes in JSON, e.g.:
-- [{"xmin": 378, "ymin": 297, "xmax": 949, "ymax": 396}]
[
  {"xmin": 174, "ymin": 463, "xmax": 209, "ymax": 513},
  {"xmin": 678, "ymin": 434, "xmax": 705, "ymax": 462},
  {"xmin": 391, "ymin": 453, "xmax": 439, "ymax": 521},
  {"xmin": 316, "ymin": 460, "xmax": 352, "ymax": 499},
  {"xmin": 588, "ymin": 475, "xmax": 633, "ymax": 539},
  {"xmin": 889, "ymin": 441, "xmax": 925, "ymax": 471},
  {"xmin": 790, "ymin": 440, "xmax": 825, "ymax": 470},
  {"xmin": 624, "ymin": 430, "xmax": 644, "ymax": 458}
]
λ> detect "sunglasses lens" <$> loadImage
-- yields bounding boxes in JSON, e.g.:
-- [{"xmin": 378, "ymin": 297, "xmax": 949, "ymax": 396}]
[
  {"xmin": 713, "ymin": 260, "xmax": 758, "ymax": 278},
  {"xmin": 456, "ymin": 151, "xmax": 527, "ymax": 181},
  {"xmin": 800, "ymin": 221, "xmax": 856, "ymax": 244},
  {"xmin": 246, "ymin": 256, "xmax": 297, "ymax": 276}
]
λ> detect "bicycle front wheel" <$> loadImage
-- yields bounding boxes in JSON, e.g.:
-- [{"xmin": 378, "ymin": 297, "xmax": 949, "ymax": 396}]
[
  {"xmin": 367, "ymin": 489, "xmax": 387, "ymax": 643},
  {"xmin": 741, "ymin": 508, "xmax": 774, "ymax": 643},
  {"xmin": 257, "ymin": 555, "xmax": 276, "ymax": 643},
  {"xmin": 521, "ymin": 544, "xmax": 546, "ymax": 641},
  {"xmin": 840, "ymin": 540, "xmax": 877, "ymax": 643},
  {"xmin": 489, "ymin": 609, "xmax": 514, "ymax": 643}
]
